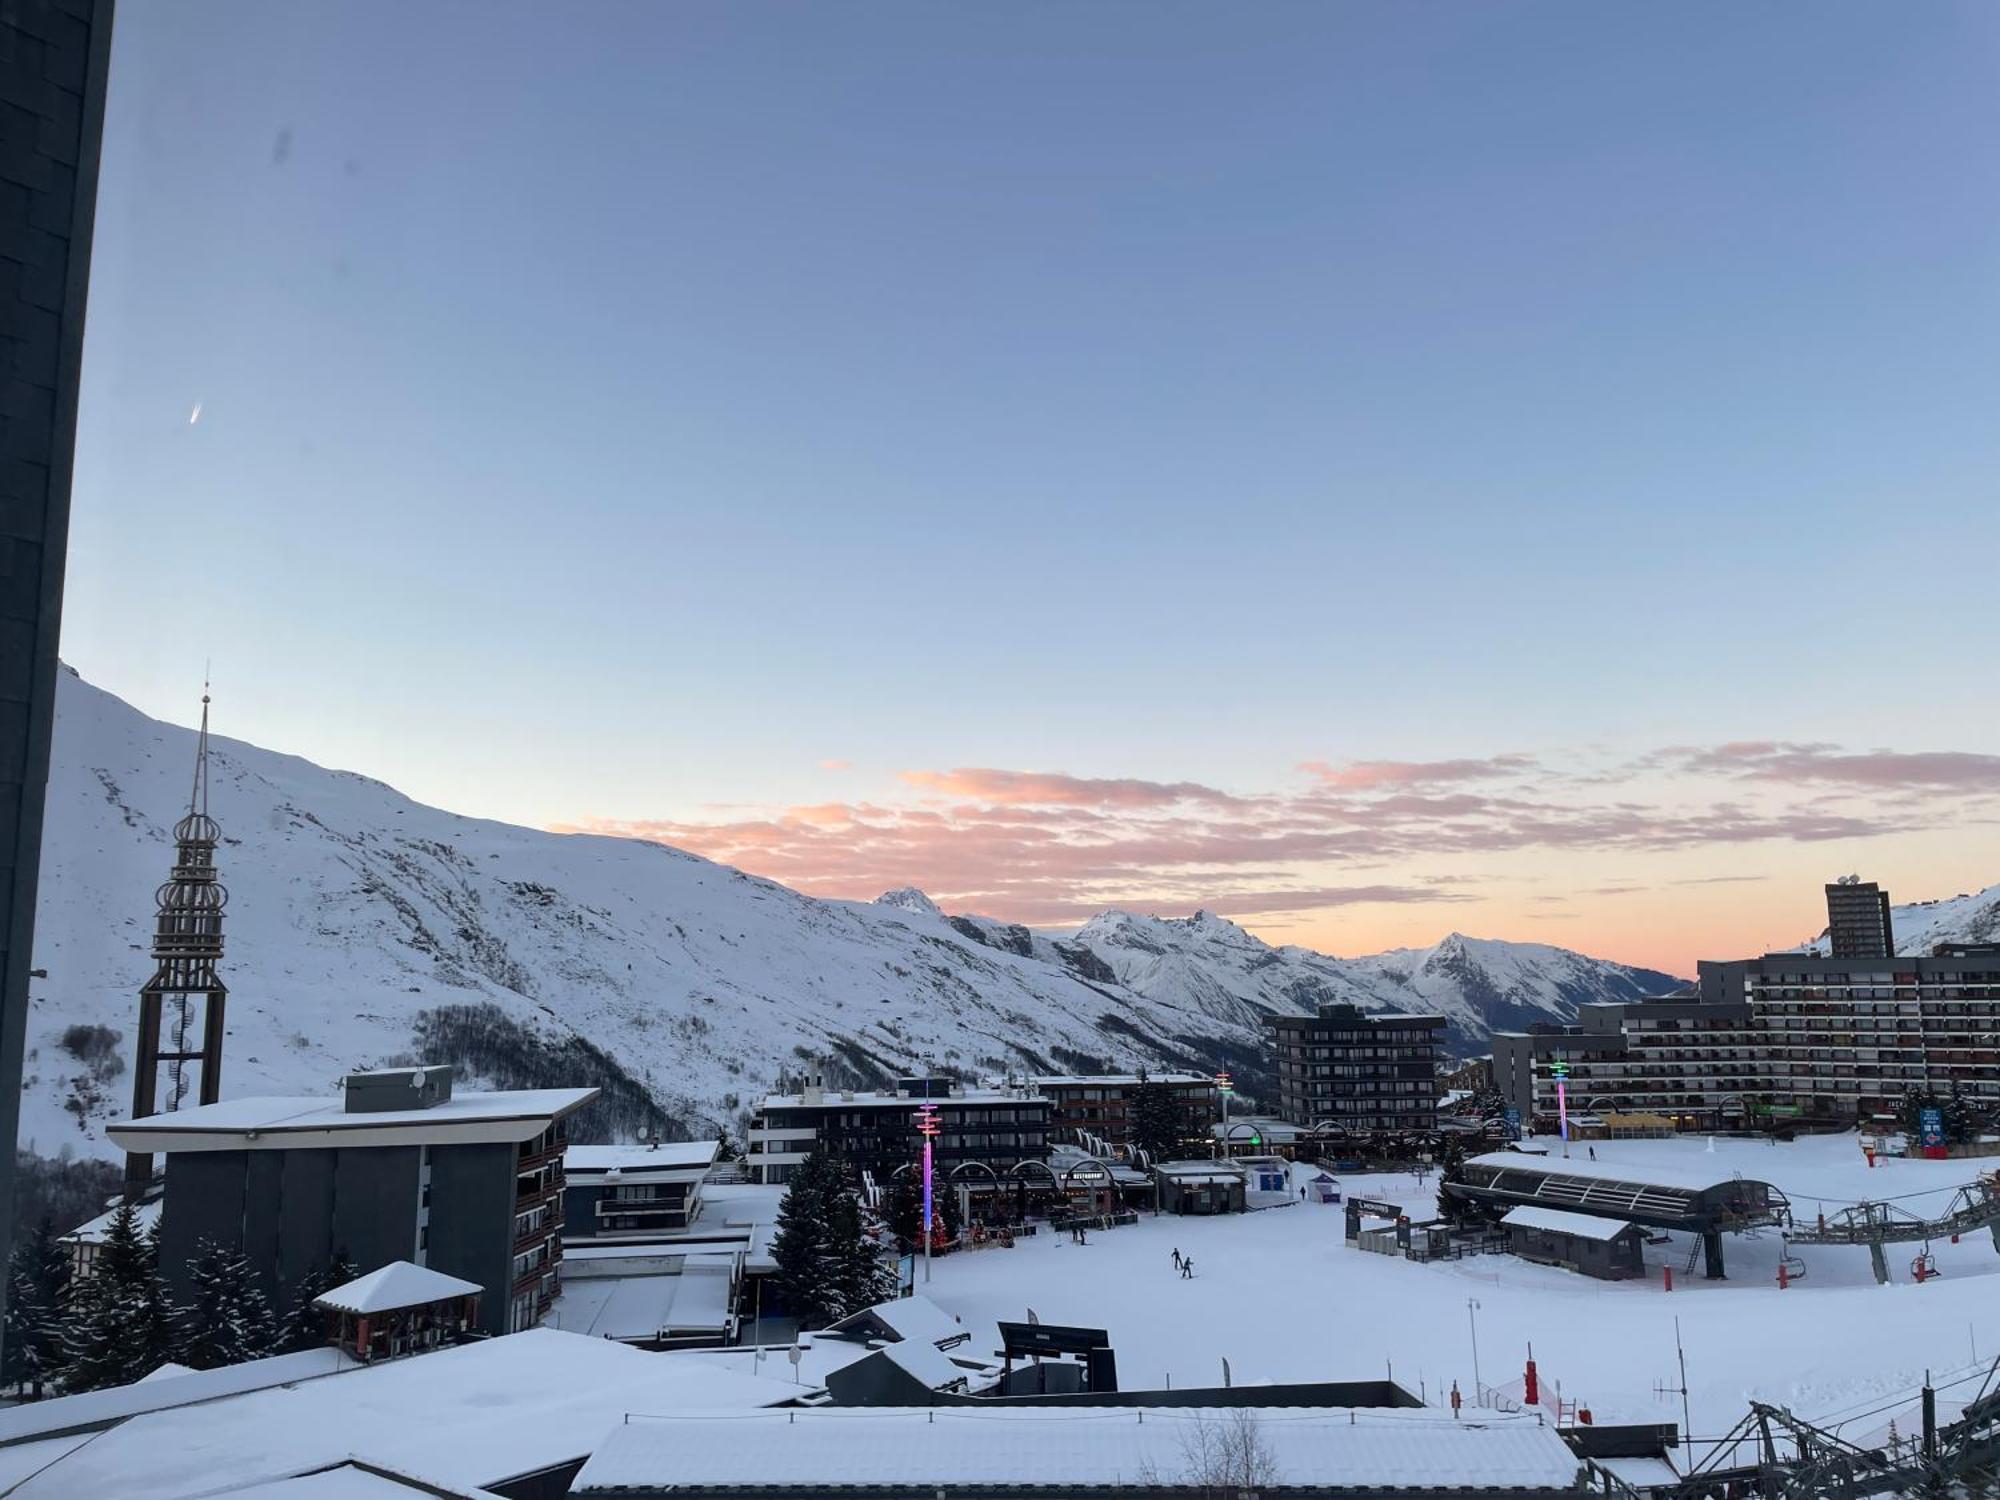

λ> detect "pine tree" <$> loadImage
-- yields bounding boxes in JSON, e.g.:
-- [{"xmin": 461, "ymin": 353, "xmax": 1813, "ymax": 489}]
[
  {"xmin": 60, "ymin": 1203, "xmax": 180, "ymax": 1392},
  {"xmin": 771, "ymin": 1146, "xmax": 842, "ymax": 1328},
  {"xmin": 277, "ymin": 1253, "xmax": 357, "ymax": 1355},
  {"xmin": 2, "ymin": 1218, "xmax": 71, "ymax": 1397},
  {"xmin": 176, "ymin": 1239, "xmax": 277, "ymax": 1370},
  {"xmin": 1129, "ymin": 1072, "xmax": 1183, "ymax": 1166},
  {"xmin": 827, "ymin": 1189, "xmax": 898, "ymax": 1318}
]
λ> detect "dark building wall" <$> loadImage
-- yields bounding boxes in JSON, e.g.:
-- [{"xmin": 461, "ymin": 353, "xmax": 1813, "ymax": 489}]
[
  {"xmin": 428, "ymin": 1141, "xmax": 516, "ymax": 1337},
  {"xmin": 331, "ymin": 1144, "xmax": 420, "ymax": 1275},
  {"xmin": 0, "ymin": 0, "xmax": 113, "ymax": 1351},
  {"xmin": 157, "ymin": 1151, "xmax": 250, "ymax": 1303}
]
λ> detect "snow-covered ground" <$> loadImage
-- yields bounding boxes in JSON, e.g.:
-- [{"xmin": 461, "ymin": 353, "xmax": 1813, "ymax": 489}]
[{"xmin": 919, "ymin": 1134, "xmax": 2000, "ymax": 1451}]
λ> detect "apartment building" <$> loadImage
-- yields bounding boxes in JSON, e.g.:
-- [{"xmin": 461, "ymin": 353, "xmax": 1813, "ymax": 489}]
[
  {"xmin": 1032, "ymin": 1073, "xmax": 1218, "ymax": 1153},
  {"xmin": 745, "ymin": 1076, "xmax": 1052, "ymax": 1186},
  {"xmin": 1265, "ymin": 1005, "xmax": 1443, "ymax": 1133}
]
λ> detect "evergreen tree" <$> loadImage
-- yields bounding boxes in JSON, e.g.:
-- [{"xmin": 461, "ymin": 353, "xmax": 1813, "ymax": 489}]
[
  {"xmin": 2, "ymin": 1218, "xmax": 71, "ymax": 1397},
  {"xmin": 827, "ymin": 1189, "xmax": 898, "ymax": 1317},
  {"xmin": 771, "ymin": 1146, "xmax": 843, "ymax": 1328},
  {"xmin": 885, "ymin": 1171, "xmax": 960, "ymax": 1247},
  {"xmin": 1129, "ymin": 1072, "xmax": 1183, "ymax": 1166},
  {"xmin": 277, "ymin": 1253, "xmax": 357, "ymax": 1354},
  {"xmin": 60, "ymin": 1203, "xmax": 179, "ymax": 1392},
  {"xmin": 176, "ymin": 1239, "xmax": 277, "ymax": 1370}
]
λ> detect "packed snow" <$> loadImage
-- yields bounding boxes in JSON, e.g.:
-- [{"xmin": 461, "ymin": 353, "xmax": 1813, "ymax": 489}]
[{"xmin": 916, "ymin": 1134, "xmax": 2000, "ymax": 1451}]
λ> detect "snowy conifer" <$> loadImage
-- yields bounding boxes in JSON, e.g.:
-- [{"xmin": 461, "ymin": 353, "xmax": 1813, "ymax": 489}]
[
  {"xmin": 771, "ymin": 1146, "xmax": 842, "ymax": 1327},
  {"xmin": 176, "ymin": 1238, "xmax": 277, "ymax": 1370},
  {"xmin": 60, "ymin": 1202, "xmax": 179, "ymax": 1391},
  {"xmin": 2, "ymin": 1218, "xmax": 71, "ymax": 1397},
  {"xmin": 277, "ymin": 1252, "xmax": 356, "ymax": 1354},
  {"xmin": 1129, "ymin": 1071, "xmax": 1184, "ymax": 1166}
]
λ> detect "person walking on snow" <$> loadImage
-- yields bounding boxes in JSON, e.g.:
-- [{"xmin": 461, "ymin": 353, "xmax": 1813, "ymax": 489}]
[
  {"xmin": 1171, "ymin": 1248, "xmax": 1183, "ymax": 1272},
  {"xmin": 1181, "ymin": 1256, "xmax": 1194, "ymax": 1279}
]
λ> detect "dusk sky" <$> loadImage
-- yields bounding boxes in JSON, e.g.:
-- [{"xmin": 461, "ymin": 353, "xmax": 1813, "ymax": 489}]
[{"xmin": 60, "ymin": 2, "xmax": 2000, "ymax": 975}]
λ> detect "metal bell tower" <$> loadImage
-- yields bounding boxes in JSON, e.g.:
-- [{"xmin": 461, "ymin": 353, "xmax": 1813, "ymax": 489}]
[{"xmin": 124, "ymin": 691, "xmax": 229, "ymax": 1194}]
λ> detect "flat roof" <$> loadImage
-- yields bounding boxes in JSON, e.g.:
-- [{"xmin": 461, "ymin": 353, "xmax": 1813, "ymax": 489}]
[
  {"xmin": 1501, "ymin": 1205, "xmax": 1637, "ymax": 1242},
  {"xmin": 572, "ymin": 1407, "xmax": 1584, "ymax": 1493},
  {"xmin": 546, "ymin": 1256, "xmax": 737, "ymax": 1340},
  {"xmin": 1033, "ymin": 1074, "xmax": 1213, "ymax": 1088},
  {"xmin": 1, "ymin": 1328, "xmax": 796, "ymax": 1499},
  {"xmin": 106, "ymin": 1087, "xmax": 598, "ymax": 1153},
  {"xmin": 565, "ymin": 1141, "xmax": 719, "ymax": 1173},
  {"xmin": 758, "ymin": 1088, "xmax": 1049, "ymax": 1112},
  {"xmin": 0, "ymin": 1346, "xmax": 356, "ymax": 1447}
]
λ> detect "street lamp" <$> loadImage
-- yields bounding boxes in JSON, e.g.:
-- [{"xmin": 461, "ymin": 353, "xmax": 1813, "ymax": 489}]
[
  {"xmin": 1466, "ymin": 1297, "xmax": 1483, "ymax": 1399},
  {"xmin": 914, "ymin": 1102, "xmax": 941, "ymax": 1283}
]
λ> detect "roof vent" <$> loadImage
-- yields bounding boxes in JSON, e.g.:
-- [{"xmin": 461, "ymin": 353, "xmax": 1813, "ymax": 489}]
[{"xmin": 344, "ymin": 1064, "xmax": 455, "ymax": 1114}]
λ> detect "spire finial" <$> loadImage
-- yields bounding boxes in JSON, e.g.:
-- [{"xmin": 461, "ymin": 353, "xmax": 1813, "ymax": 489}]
[{"xmin": 189, "ymin": 672, "xmax": 213, "ymax": 820}]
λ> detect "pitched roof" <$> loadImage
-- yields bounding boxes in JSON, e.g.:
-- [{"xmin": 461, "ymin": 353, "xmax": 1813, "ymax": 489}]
[{"xmin": 315, "ymin": 1262, "xmax": 483, "ymax": 1314}]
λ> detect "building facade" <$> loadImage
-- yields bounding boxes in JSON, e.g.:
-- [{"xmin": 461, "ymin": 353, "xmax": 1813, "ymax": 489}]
[
  {"xmin": 1266, "ymin": 1006, "xmax": 1444, "ymax": 1133},
  {"xmin": 1493, "ymin": 946, "xmax": 2000, "ymax": 1132},
  {"xmin": 1032, "ymin": 1074, "xmax": 1217, "ymax": 1153},
  {"xmin": 1825, "ymin": 878, "xmax": 1896, "ymax": 959},
  {"xmin": 105, "ymin": 1065, "xmax": 597, "ymax": 1336},
  {"xmin": 746, "ymin": 1078, "xmax": 1051, "ymax": 1186},
  {"xmin": 562, "ymin": 1140, "xmax": 718, "ymax": 1241}
]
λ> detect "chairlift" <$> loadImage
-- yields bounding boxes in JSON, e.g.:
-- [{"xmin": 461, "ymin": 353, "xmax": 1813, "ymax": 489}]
[
  {"xmin": 1910, "ymin": 1246, "xmax": 1939, "ymax": 1283},
  {"xmin": 1778, "ymin": 1243, "xmax": 1807, "ymax": 1281}
]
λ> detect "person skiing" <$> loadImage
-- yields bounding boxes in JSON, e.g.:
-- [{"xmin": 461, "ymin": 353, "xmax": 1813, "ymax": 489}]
[
  {"xmin": 1171, "ymin": 1248, "xmax": 1183, "ymax": 1271},
  {"xmin": 1181, "ymin": 1256, "xmax": 1194, "ymax": 1279}
]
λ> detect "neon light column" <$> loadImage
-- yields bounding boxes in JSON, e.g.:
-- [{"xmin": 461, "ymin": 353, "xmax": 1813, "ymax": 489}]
[
  {"xmin": 1550, "ymin": 1059, "xmax": 1570, "ymax": 1156},
  {"xmin": 915, "ymin": 1102, "xmax": 940, "ymax": 1283}
]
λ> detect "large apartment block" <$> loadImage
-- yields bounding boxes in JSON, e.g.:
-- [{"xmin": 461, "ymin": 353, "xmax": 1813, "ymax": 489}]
[
  {"xmin": 1265, "ymin": 1005, "xmax": 1444, "ymax": 1133},
  {"xmin": 1032, "ymin": 1073, "xmax": 1218, "ymax": 1153},
  {"xmin": 746, "ymin": 1077, "xmax": 1052, "ymax": 1186},
  {"xmin": 1493, "ymin": 944, "xmax": 2000, "ymax": 1132},
  {"xmin": 106, "ymin": 1066, "xmax": 597, "ymax": 1336}
]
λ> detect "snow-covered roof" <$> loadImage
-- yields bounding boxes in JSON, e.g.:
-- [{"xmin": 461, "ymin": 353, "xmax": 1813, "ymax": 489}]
[
  {"xmin": 1, "ymin": 1328, "xmax": 797, "ymax": 1500},
  {"xmin": 1156, "ymin": 1159, "xmax": 1245, "ymax": 1182},
  {"xmin": 1501, "ymin": 1205, "xmax": 1638, "ymax": 1242},
  {"xmin": 565, "ymin": 1140, "xmax": 718, "ymax": 1174},
  {"xmin": 1033, "ymin": 1074, "xmax": 1213, "ymax": 1088},
  {"xmin": 546, "ymin": 1255, "xmax": 737, "ymax": 1340},
  {"xmin": 572, "ymin": 1408, "xmax": 1583, "ymax": 1492},
  {"xmin": 315, "ymin": 1261, "xmax": 483, "ymax": 1314},
  {"xmin": 842, "ymin": 1294, "xmax": 964, "ymax": 1349},
  {"xmin": 58, "ymin": 1198, "xmax": 161, "ymax": 1244},
  {"xmin": 204, "ymin": 1460, "xmax": 505, "ymax": 1498},
  {"xmin": 757, "ymin": 1087, "xmax": 1050, "ymax": 1112},
  {"xmin": 1467, "ymin": 1151, "xmax": 1754, "ymax": 1195},
  {"xmin": 879, "ymin": 1337, "xmax": 970, "ymax": 1390},
  {"xmin": 0, "ymin": 1346, "xmax": 357, "ymax": 1447},
  {"xmin": 106, "ymin": 1087, "xmax": 598, "ymax": 1153}
]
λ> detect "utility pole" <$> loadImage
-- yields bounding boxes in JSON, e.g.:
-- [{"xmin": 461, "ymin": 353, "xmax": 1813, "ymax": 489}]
[{"xmin": 1466, "ymin": 1297, "xmax": 1483, "ymax": 1396}]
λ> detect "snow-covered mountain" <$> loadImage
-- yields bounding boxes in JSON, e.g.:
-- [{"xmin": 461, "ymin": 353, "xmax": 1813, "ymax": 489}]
[
  {"xmin": 28, "ymin": 670, "xmax": 1681, "ymax": 1161},
  {"xmin": 1804, "ymin": 883, "xmax": 2000, "ymax": 956}
]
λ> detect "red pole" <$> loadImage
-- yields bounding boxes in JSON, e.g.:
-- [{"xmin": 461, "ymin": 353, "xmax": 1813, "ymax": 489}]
[
  {"xmin": 1524, "ymin": 1356, "xmax": 1539, "ymax": 1407},
  {"xmin": 1663, "ymin": 1265, "xmax": 1674, "ymax": 1293},
  {"xmin": 1778, "ymin": 1259, "xmax": 1789, "ymax": 1290}
]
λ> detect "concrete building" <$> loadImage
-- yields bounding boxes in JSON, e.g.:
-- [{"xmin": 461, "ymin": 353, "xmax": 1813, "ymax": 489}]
[
  {"xmin": 1033, "ymin": 1073, "xmax": 1217, "ymax": 1154},
  {"xmin": 746, "ymin": 1075, "xmax": 1051, "ymax": 1187},
  {"xmin": 1266, "ymin": 1005, "xmax": 1444, "ymax": 1133},
  {"xmin": 105, "ymin": 1064, "xmax": 597, "ymax": 1336},
  {"xmin": 562, "ymin": 1138, "xmax": 718, "ymax": 1241},
  {"xmin": 1825, "ymin": 877, "xmax": 1895, "ymax": 960},
  {"xmin": 1493, "ymin": 945, "xmax": 2000, "ymax": 1132}
]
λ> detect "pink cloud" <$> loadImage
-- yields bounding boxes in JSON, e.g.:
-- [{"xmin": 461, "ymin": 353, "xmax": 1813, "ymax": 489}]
[
  {"xmin": 1298, "ymin": 755, "xmax": 1535, "ymax": 789},
  {"xmin": 817, "ymin": 758, "xmax": 853, "ymax": 772},
  {"xmin": 900, "ymin": 767, "xmax": 1246, "ymax": 808}
]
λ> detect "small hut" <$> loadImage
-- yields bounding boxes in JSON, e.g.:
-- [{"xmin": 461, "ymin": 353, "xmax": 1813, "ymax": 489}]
[
  {"xmin": 315, "ymin": 1261, "xmax": 483, "ymax": 1362},
  {"xmin": 1500, "ymin": 1205, "xmax": 1645, "ymax": 1280}
]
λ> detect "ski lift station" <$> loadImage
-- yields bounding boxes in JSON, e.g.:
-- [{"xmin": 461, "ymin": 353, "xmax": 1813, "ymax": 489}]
[{"xmin": 1444, "ymin": 1151, "xmax": 1787, "ymax": 1278}]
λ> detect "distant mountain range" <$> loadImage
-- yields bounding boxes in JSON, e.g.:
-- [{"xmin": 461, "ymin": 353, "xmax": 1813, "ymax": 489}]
[{"xmin": 29, "ymin": 669, "xmax": 1691, "ymax": 1159}]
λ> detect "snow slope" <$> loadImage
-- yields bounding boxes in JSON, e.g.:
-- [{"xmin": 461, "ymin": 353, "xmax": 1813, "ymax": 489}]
[
  {"xmin": 28, "ymin": 670, "xmax": 1678, "ymax": 1161},
  {"xmin": 1803, "ymin": 882, "xmax": 2000, "ymax": 955}
]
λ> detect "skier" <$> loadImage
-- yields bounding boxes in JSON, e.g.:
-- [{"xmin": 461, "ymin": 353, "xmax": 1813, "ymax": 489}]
[
  {"xmin": 1181, "ymin": 1256, "xmax": 1194, "ymax": 1279},
  {"xmin": 1588, "ymin": 1146, "xmax": 1597, "ymax": 1160},
  {"xmin": 1171, "ymin": 1248, "xmax": 1183, "ymax": 1271}
]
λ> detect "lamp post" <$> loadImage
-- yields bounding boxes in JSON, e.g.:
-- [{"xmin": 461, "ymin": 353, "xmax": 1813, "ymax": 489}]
[
  {"xmin": 1467, "ymin": 1297, "xmax": 1483, "ymax": 1398},
  {"xmin": 1215, "ymin": 1072, "xmax": 1234, "ymax": 1158},
  {"xmin": 914, "ymin": 1102, "xmax": 940, "ymax": 1283}
]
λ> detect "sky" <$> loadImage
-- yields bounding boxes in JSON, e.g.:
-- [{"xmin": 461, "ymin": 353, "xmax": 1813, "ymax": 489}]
[{"xmin": 59, "ymin": 2, "xmax": 2000, "ymax": 976}]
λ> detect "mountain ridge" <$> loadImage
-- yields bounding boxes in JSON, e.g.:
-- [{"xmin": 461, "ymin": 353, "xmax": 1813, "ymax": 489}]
[{"xmin": 31, "ymin": 669, "xmax": 1687, "ymax": 1160}]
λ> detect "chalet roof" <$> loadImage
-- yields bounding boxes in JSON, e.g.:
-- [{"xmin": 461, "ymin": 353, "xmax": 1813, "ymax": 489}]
[{"xmin": 315, "ymin": 1262, "xmax": 482, "ymax": 1315}]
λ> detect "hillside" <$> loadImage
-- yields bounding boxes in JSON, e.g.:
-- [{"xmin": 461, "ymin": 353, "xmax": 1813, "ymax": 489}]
[
  {"xmin": 28, "ymin": 670, "xmax": 1681, "ymax": 1160},
  {"xmin": 1804, "ymin": 883, "xmax": 2000, "ymax": 955}
]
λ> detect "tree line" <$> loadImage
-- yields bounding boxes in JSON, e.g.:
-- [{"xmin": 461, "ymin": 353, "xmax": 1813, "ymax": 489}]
[{"xmin": 3, "ymin": 1203, "xmax": 352, "ymax": 1398}]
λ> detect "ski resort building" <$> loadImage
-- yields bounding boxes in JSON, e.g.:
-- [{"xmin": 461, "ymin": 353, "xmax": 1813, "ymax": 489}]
[
  {"xmin": 1033, "ymin": 1073, "xmax": 1218, "ymax": 1153},
  {"xmin": 1493, "ymin": 945, "xmax": 2000, "ymax": 1132},
  {"xmin": 746, "ymin": 1076, "xmax": 1051, "ymax": 1186},
  {"xmin": 105, "ymin": 1064, "xmax": 597, "ymax": 1336},
  {"xmin": 563, "ymin": 1138, "xmax": 719, "ymax": 1240},
  {"xmin": 1265, "ymin": 1005, "xmax": 1444, "ymax": 1133}
]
